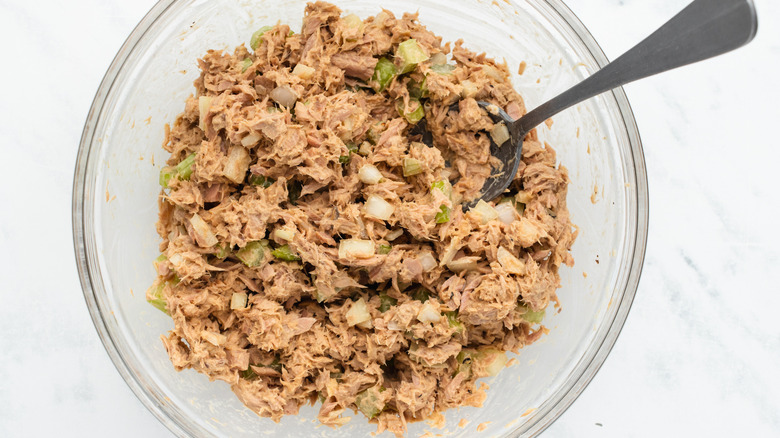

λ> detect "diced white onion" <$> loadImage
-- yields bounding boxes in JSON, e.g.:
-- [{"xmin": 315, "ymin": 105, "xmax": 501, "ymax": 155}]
[
  {"xmin": 358, "ymin": 164, "xmax": 383, "ymax": 184},
  {"xmin": 356, "ymin": 319, "xmax": 373, "ymax": 329},
  {"xmin": 438, "ymin": 242, "xmax": 458, "ymax": 267},
  {"xmin": 201, "ymin": 330, "xmax": 226, "ymax": 346},
  {"xmin": 490, "ymin": 122, "xmax": 511, "ymax": 146},
  {"xmin": 429, "ymin": 52, "xmax": 447, "ymax": 66},
  {"xmin": 346, "ymin": 298, "xmax": 371, "ymax": 327},
  {"xmin": 274, "ymin": 228, "xmax": 295, "ymax": 241},
  {"xmin": 451, "ymin": 191, "xmax": 463, "ymax": 206},
  {"xmin": 339, "ymin": 239, "xmax": 375, "ymax": 259},
  {"xmin": 241, "ymin": 131, "xmax": 261, "ymax": 147},
  {"xmin": 385, "ymin": 228, "xmax": 403, "ymax": 241},
  {"xmin": 446, "ymin": 256, "xmax": 480, "ymax": 273},
  {"xmin": 472, "ymin": 200, "xmax": 499, "ymax": 225},
  {"xmin": 417, "ymin": 302, "xmax": 441, "ymax": 323},
  {"xmin": 482, "ymin": 349, "xmax": 508, "ymax": 376},
  {"xmin": 460, "ymin": 80, "xmax": 478, "ymax": 98},
  {"xmin": 482, "ymin": 65, "xmax": 504, "ymax": 82},
  {"xmin": 364, "ymin": 195, "xmax": 394, "ymax": 221},
  {"xmin": 198, "ymin": 96, "xmax": 212, "ymax": 131},
  {"xmin": 292, "ymin": 63, "xmax": 316, "ymax": 80},
  {"xmin": 419, "ymin": 252, "xmax": 438, "ymax": 272},
  {"xmin": 494, "ymin": 202, "xmax": 517, "ymax": 225},
  {"xmin": 168, "ymin": 253, "xmax": 183, "ymax": 268},
  {"xmin": 230, "ymin": 292, "xmax": 248, "ymax": 309},
  {"xmin": 358, "ymin": 141, "xmax": 372, "ymax": 156},
  {"xmin": 515, "ymin": 191, "xmax": 532, "ymax": 204},
  {"xmin": 374, "ymin": 10, "xmax": 390, "ymax": 24},
  {"xmin": 223, "ymin": 146, "xmax": 250, "ymax": 184},
  {"xmin": 497, "ymin": 247, "xmax": 525, "ymax": 275},
  {"xmin": 189, "ymin": 213, "xmax": 218, "ymax": 247},
  {"xmin": 269, "ymin": 85, "xmax": 298, "ymax": 108}
]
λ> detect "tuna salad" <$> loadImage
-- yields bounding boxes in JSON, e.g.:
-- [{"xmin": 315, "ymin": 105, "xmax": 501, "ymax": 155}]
[{"xmin": 147, "ymin": 2, "xmax": 576, "ymax": 436}]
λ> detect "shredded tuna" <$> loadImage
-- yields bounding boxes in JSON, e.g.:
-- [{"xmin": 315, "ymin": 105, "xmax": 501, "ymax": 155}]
[{"xmin": 149, "ymin": 3, "xmax": 576, "ymax": 437}]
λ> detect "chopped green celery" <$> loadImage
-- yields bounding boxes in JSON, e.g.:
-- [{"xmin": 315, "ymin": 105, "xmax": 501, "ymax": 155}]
[
  {"xmin": 248, "ymin": 174, "xmax": 274, "ymax": 188},
  {"xmin": 431, "ymin": 179, "xmax": 453, "ymax": 198},
  {"xmin": 159, "ymin": 166, "xmax": 176, "ymax": 188},
  {"xmin": 355, "ymin": 388, "xmax": 384, "ymax": 419},
  {"xmin": 412, "ymin": 288, "xmax": 430, "ymax": 302},
  {"xmin": 371, "ymin": 57, "xmax": 397, "ymax": 92},
  {"xmin": 378, "ymin": 292, "xmax": 398, "ymax": 312},
  {"xmin": 214, "ymin": 243, "xmax": 231, "ymax": 259},
  {"xmin": 176, "ymin": 153, "xmax": 196, "ymax": 181},
  {"xmin": 516, "ymin": 202, "xmax": 526, "ymax": 216},
  {"xmin": 236, "ymin": 240, "xmax": 268, "ymax": 267},
  {"xmin": 402, "ymin": 157, "xmax": 423, "ymax": 177},
  {"xmin": 241, "ymin": 58, "xmax": 253, "ymax": 73},
  {"xmin": 250, "ymin": 25, "xmax": 274, "ymax": 50},
  {"xmin": 153, "ymin": 254, "xmax": 167, "ymax": 274},
  {"xmin": 148, "ymin": 298, "xmax": 168, "ymax": 314},
  {"xmin": 396, "ymin": 39, "xmax": 429, "ymax": 74},
  {"xmin": 338, "ymin": 143, "xmax": 357, "ymax": 164},
  {"xmin": 435, "ymin": 205, "xmax": 451, "ymax": 224},
  {"xmin": 288, "ymin": 30, "xmax": 294, "ymax": 36},
  {"xmin": 408, "ymin": 77, "xmax": 428, "ymax": 99},
  {"xmin": 241, "ymin": 366, "xmax": 258, "ymax": 380},
  {"xmin": 430, "ymin": 63, "xmax": 456, "ymax": 75},
  {"xmin": 146, "ymin": 281, "xmax": 170, "ymax": 315},
  {"xmin": 455, "ymin": 350, "xmax": 474, "ymax": 377},
  {"xmin": 444, "ymin": 311, "xmax": 464, "ymax": 333},
  {"xmin": 520, "ymin": 305, "xmax": 545, "ymax": 324},
  {"xmin": 287, "ymin": 180, "xmax": 302, "ymax": 205},
  {"xmin": 267, "ymin": 357, "xmax": 283, "ymax": 373},
  {"xmin": 396, "ymin": 98, "xmax": 424, "ymax": 124},
  {"xmin": 377, "ymin": 244, "xmax": 392, "ymax": 255},
  {"xmin": 271, "ymin": 244, "xmax": 301, "ymax": 261}
]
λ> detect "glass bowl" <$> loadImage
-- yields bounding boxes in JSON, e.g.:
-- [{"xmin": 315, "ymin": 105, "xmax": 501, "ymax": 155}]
[{"xmin": 73, "ymin": 0, "xmax": 648, "ymax": 436}]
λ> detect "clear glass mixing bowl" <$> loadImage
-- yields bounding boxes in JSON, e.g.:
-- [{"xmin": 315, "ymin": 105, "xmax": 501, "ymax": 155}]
[{"xmin": 73, "ymin": 0, "xmax": 648, "ymax": 436}]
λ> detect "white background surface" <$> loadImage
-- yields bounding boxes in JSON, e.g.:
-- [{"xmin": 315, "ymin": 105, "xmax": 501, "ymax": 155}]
[{"xmin": 1, "ymin": 0, "xmax": 778, "ymax": 436}]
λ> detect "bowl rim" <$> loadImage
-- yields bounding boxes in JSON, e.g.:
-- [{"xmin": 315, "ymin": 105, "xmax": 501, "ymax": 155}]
[{"xmin": 72, "ymin": 0, "xmax": 648, "ymax": 436}]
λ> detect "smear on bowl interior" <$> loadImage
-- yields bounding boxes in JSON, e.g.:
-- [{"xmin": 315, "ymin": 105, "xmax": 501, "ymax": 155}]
[{"xmin": 147, "ymin": 2, "xmax": 576, "ymax": 436}]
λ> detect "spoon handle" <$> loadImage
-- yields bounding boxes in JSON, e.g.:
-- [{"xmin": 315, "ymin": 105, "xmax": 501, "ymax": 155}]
[{"xmin": 513, "ymin": 0, "xmax": 758, "ymax": 136}]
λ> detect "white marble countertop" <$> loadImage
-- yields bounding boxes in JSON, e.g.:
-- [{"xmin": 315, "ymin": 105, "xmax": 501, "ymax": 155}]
[{"xmin": 1, "ymin": 0, "xmax": 778, "ymax": 436}]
